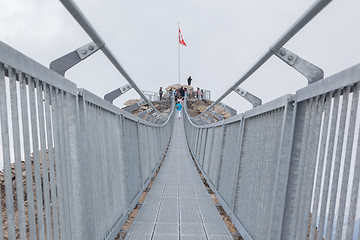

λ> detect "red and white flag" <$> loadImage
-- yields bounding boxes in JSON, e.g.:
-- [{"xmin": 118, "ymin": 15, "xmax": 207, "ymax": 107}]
[{"xmin": 179, "ymin": 28, "xmax": 187, "ymax": 46}]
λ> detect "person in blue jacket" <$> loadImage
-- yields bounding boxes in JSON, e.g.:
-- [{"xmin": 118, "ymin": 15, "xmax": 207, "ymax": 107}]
[{"xmin": 175, "ymin": 101, "xmax": 182, "ymax": 119}]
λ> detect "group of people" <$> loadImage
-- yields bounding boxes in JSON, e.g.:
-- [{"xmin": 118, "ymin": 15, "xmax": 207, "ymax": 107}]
[
  {"xmin": 195, "ymin": 87, "xmax": 204, "ymax": 100},
  {"xmin": 159, "ymin": 86, "xmax": 189, "ymax": 101},
  {"xmin": 157, "ymin": 76, "xmax": 204, "ymax": 119},
  {"xmin": 158, "ymin": 76, "xmax": 204, "ymax": 101}
]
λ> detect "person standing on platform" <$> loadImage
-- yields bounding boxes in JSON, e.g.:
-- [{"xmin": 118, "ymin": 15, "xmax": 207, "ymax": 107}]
[
  {"xmin": 187, "ymin": 76, "xmax": 192, "ymax": 86},
  {"xmin": 169, "ymin": 87, "xmax": 173, "ymax": 101},
  {"xmin": 180, "ymin": 87, "xmax": 185, "ymax": 98},
  {"xmin": 159, "ymin": 87, "xmax": 163, "ymax": 101}
]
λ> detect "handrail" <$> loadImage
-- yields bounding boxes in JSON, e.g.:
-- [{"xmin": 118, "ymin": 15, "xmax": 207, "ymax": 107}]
[
  {"xmin": 59, "ymin": 0, "xmax": 166, "ymax": 118},
  {"xmin": 199, "ymin": 0, "xmax": 333, "ymax": 118}
]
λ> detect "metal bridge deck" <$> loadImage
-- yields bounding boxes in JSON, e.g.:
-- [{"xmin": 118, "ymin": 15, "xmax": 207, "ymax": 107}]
[{"xmin": 125, "ymin": 116, "xmax": 233, "ymax": 240}]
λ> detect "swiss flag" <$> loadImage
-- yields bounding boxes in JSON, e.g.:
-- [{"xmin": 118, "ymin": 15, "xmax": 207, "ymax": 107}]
[{"xmin": 179, "ymin": 28, "xmax": 187, "ymax": 46}]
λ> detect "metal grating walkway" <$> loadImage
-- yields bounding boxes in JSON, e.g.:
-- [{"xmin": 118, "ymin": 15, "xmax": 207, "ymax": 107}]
[{"xmin": 125, "ymin": 116, "xmax": 234, "ymax": 240}]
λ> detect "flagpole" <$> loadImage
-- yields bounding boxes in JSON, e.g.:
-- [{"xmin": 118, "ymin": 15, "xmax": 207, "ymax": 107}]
[{"xmin": 178, "ymin": 22, "xmax": 180, "ymax": 84}]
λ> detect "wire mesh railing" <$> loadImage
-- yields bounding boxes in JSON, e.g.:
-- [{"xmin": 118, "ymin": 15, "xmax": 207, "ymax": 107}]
[
  {"xmin": 0, "ymin": 40, "xmax": 174, "ymax": 240},
  {"xmin": 184, "ymin": 64, "xmax": 360, "ymax": 240}
]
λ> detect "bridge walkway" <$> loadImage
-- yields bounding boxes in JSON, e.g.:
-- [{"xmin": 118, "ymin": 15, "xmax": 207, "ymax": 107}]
[{"xmin": 125, "ymin": 115, "xmax": 234, "ymax": 240}]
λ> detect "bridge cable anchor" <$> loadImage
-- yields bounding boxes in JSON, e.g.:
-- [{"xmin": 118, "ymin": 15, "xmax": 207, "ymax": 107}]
[
  {"xmin": 218, "ymin": 102, "xmax": 237, "ymax": 116},
  {"xmin": 233, "ymin": 87, "xmax": 262, "ymax": 108},
  {"xmin": 272, "ymin": 47, "xmax": 324, "ymax": 84},
  {"xmin": 203, "ymin": 114, "xmax": 216, "ymax": 124},
  {"xmin": 209, "ymin": 109, "xmax": 224, "ymax": 121},
  {"xmin": 50, "ymin": 41, "xmax": 100, "ymax": 76},
  {"xmin": 104, "ymin": 84, "xmax": 133, "ymax": 103},
  {"xmin": 126, "ymin": 100, "xmax": 146, "ymax": 114}
]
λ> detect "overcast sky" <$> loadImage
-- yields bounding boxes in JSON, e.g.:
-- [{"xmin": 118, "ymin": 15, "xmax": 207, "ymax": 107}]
[{"xmin": 0, "ymin": 0, "xmax": 360, "ymax": 112}]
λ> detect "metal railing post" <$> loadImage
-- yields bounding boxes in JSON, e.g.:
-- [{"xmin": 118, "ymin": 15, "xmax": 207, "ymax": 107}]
[
  {"xmin": 268, "ymin": 98, "xmax": 295, "ymax": 240},
  {"xmin": 76, "ymin": 93, "xmax": 97, "ymax": 239},
  {"xmin": 63, "ymin": 92, "xmax": 83, "ymax": 239}
]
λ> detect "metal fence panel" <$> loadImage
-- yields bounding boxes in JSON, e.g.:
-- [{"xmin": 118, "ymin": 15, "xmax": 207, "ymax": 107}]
[
  {"xmin": 233, "ymin": 108, "xmax": 285, "ymax": 239},
  {"xmin": 195, "ymin": 128, "xmax": 200, "ymax": 159},
  {"xmin": 207, "ymin": 125, "xmax": 225, "ymax": 188},
  {"xmin": 122, "ymin": 117, "xmax": 142, "ymax": 204},
  {"xmin": 147, "ymin": 126, "xmax": 156, "ymax": 173},
  {"xmin": 78, "ymin": 100, "xmax": 127, "ymax": 239},
  {"xmin": 139, "ymin": 123, "xmax": 151, "ymax": 185},
  {"xmin": 0, "ymin": 63, "xmax": 16, "ymax": 240},
  {"xmin": 199, "ymin": 128, "xmax": 208, "ymax": 168},
  {"xmin": 197, "ymin": 128, "xmax": 204, "ymax": 160},
  {"xmin": 8, "ymin": 68, "xmax": 26, "ymax": 240},
  {"xmin": 44, "ymin": 83, "xmax": 60, "ymax": 240},
  {"xmin": 56, "ymin": 90, "xmax": 75, "ymax": 239},
  {"xmin": 200, "ymin": 128, "xmax": 209, "ymax": 167},
  {"xmin": 202, "ymin": 127, "xmax": 214, "ymax": 175},
  {"xmin": 217, "ymin": 121, "xmax": 242, "ymax": 209},
  {"xmin": 268, "ymin": 100, "xmax": 295, "ymax": 240}
]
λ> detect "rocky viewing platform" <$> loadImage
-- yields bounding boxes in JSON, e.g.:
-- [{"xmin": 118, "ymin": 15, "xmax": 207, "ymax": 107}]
[{"xmin": 122, "ymin": 84, "xmax": 236, "ymax": 122}]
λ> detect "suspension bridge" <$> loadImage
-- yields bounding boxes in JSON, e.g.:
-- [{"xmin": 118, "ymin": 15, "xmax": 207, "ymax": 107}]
[{"xmin": 1, "ymin": 0, "xmax": 360, "ymax": 239}]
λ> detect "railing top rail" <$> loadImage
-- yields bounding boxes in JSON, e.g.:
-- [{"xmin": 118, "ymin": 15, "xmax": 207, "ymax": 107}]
[
  {"xmin": 59, "ymin": 0, "xmax": 166, "ymax": 118},
  {"xmin": 184, "ymin": 94, "xmax": 293, "ymax": 128},
  {"xmin": 199, "ymin": 0, "xmax": 333, "ymax": 118},
  {"xmin": 79, "ymin": 88, "xmax": 122, "ymax": 115},
  {"xmin": 243, "ymin": 94, "xmax": 293, "ymax": 119},
  {"xmin": 0, "ymin": 41, "xmax": 77, "ymax": 95},
  {"xmin": 296, "ymin": 63, "xmax": 360, "ymax": 102},
  {"xmin": 80, "ymin": 88, "xmax": 174, "ymax": 127}
]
